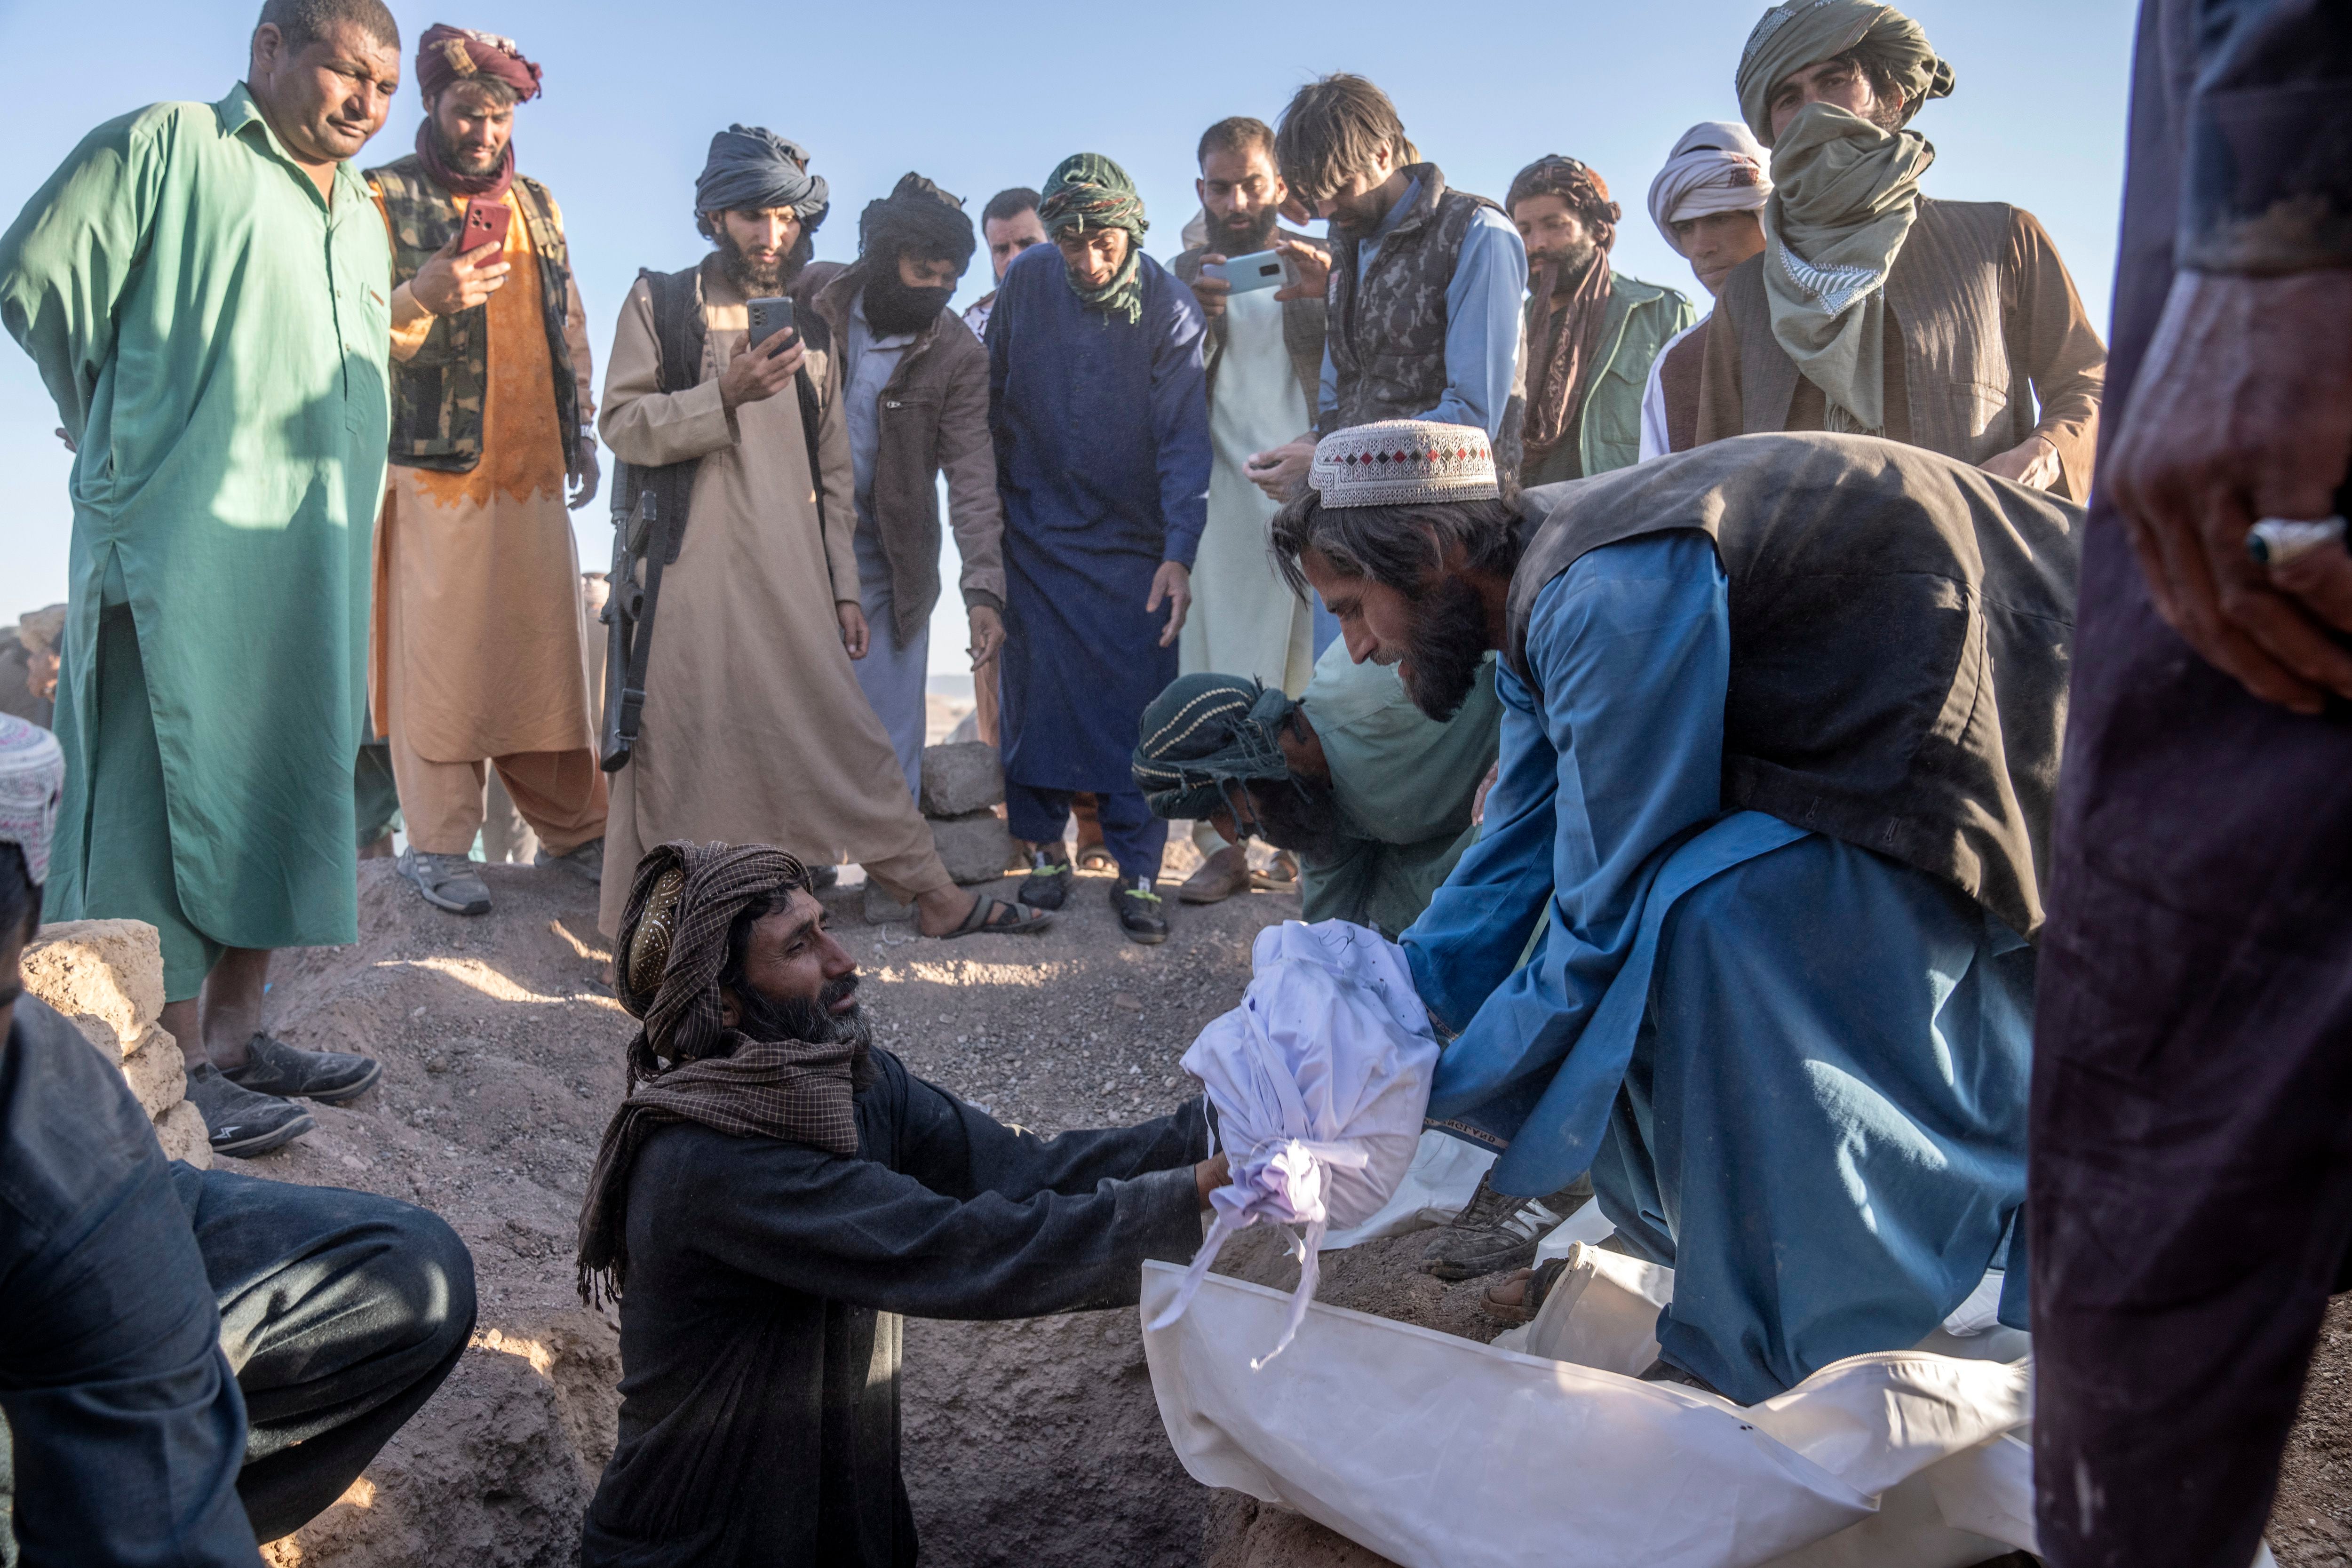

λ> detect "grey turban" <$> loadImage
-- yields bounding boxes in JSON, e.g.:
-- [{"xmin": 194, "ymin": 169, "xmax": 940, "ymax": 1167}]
[
  {"xmin": 1734, "ymin": 0, "xmax": 1955, "ymax": 148},
  {"xmin": 696, "ymin": 125, "xmax": 830, "ymax": 230}
]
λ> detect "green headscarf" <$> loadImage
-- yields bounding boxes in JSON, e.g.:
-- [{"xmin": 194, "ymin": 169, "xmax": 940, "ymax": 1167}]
[
  {"xmin": 1759, "ymin": 102, "xmax": 1935, "ymax": 434},
  {"xmin": 1131, "ymin": 675, "xmax": 1297, "ymax": 826},
  {"xmin": 1037, "ymin": 152, "xmax": 1150, "ymax": 326},
  {"xmin": 1734, "ymin": 0, "xmax": 1954, "ymax": 149}
]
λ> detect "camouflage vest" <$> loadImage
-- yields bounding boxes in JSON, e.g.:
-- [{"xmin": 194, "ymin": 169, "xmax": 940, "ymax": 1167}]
[
  {"xmin": 1323, "ymin": 163, "xmax": 1506, "ymax": 434},
  {"xmin": 367, "ymin": 155, "xmax": 579, "ymax": 475}
]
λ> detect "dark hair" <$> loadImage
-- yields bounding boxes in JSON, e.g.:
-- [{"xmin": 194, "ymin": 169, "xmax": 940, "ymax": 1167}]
[
  {"xmin": 254, "ymin": 0, "xmax": 398, "ymax": 53},
  {"xmin": 1269, "ymin": 489, "xmax": 1522, "ymax": 598},
  {"xmin": 1830, "ymin": 44, "xmax": 1915, "ymax": 130},
  {"xmin": 1238, "ymin": 772, "xmax": 1344, "ymax": 863},
  {"xmin": 0, "ymin": 842, "xmax": 40, "ymax": 947},
  {"xmin": 1198, "ymin": 116, "xmax": 1276, "ymax": 169},
  {"xmin": 982, "ymin": 187, "xmax": 1042, "ymax": 227},
  {"xmin": 1274, "ymin": 74, "xmax": 1407, "ymax": 203}
]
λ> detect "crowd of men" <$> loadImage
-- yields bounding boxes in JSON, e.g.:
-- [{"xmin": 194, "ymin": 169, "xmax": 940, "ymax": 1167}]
[{"xmin": 0, "ymin": 0, "xmax": 2346, "ymax": 1564}]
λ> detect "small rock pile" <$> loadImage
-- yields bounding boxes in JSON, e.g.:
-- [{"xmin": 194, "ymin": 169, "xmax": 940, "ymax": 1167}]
[
  {"xmin": 22, "ymin": 918, "xmax": 210, "ymax": 1167},
  {"xmin": 920, "ymin": 741, "xmax": 1015, "ymax": 884}
]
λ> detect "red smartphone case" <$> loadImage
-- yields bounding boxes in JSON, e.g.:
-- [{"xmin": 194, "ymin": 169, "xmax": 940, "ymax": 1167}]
[{"xmin": 461, "ymin": 198, "xmax": 511, "ymax": 252}]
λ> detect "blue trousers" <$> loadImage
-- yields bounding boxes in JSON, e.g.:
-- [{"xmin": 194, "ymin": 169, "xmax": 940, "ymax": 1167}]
[{"xmin": 1003, "ymin": 781, "xmax": 1166, "ymax": 883}]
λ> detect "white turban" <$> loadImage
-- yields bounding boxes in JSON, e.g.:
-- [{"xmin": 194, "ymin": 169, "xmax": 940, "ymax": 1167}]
[
  {"xmin": 0, "ymin": 715, "xmax": 63, "ymax": 887},
  {"xmin": 1647, "ymin": 120, "xmax": 1772, "ymax": 255}
]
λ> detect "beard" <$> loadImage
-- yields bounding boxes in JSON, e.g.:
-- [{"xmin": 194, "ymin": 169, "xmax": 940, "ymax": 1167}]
[
  {"xmin": 862, "ymin": 263, "xmax": 956, "ymax": 335},
  {"xmin": 1209, "ymin": 206, "xmax": 1279, "ymax": 256},
  {"xmin": 715, "ymin": 228, "xmax": 812, "ymax": 295},
  {"xmin": 433, "ymin": 122, "xmax": 503, "ymax": 178},
  {"xmin": 1398, "ymin": 575, "xmax": 1493, "ymax": 721},
  {"xmin": 1537, "ymin": 236, "xmax": 1601, "ymax": 294},
  {"xmin": 735, "ymin": 973, "xmax": 873, "ymax": 1065}
]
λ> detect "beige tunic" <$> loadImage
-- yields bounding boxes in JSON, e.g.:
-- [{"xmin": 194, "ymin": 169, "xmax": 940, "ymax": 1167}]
[
  {"xmin": 371, "ymin": 186, "xmax": 600, "ymax": 762},
  {"xmin": 596, "ymin": 256, "xmax": 952, "ymax": 932}
]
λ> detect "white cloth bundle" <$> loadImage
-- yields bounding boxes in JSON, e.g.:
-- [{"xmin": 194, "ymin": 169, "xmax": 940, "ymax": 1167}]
[{"xmin": 1150, "ymin": 920, "xmax": 1440, "ymax": 1363}]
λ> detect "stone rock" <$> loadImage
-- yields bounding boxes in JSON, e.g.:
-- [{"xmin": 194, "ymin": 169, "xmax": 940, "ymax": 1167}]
[
  {"xmin": 1202, "ymin": 1494, "xmax": 1401, "ymax": 1568},
  {"xmin": 155, "ymin": 1098, "xmax": 213, "ymax": 1169},
  {"xmin": 22, "ymin": 918, "xmax": 164, "ymax": 1044},
  {"xmin": 930, "ymin": 809, "xmax": 1014, "ymax": 886},
  {"xmin": 920, "ymin": 742, "xmax": 1004, "ymax": 818},
  {"xmin": 119, "ymin": 1026, "xmax": 188, "ymax": 1118}
]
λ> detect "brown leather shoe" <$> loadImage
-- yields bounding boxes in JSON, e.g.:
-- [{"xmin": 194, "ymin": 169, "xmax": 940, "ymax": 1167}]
[{"xmin": 1179, "ymin": 845, "xmax": 1252, "ymax": 904}]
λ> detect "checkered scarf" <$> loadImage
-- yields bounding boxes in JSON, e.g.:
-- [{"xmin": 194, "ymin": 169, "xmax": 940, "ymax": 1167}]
[
  {"xmin": 577, "ymin": 842, "xmax": 863, "ymax": 1306},
  {"xmin": 1038, "ymin": 152, "xmax": 1149, "ymax": 325}
]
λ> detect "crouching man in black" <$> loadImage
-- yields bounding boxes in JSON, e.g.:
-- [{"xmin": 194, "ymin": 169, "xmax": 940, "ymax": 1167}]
[
  {"xmin": 576, "ymin": 841, "xmax": 1227, "ymax": 1568},
  {"xmin": 0, "ymin": 716, "xmax": 476, "ymax": 1562}
]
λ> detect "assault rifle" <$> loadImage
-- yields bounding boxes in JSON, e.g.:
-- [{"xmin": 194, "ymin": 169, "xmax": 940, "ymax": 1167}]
[{"xmin": 598, "ymin": 491, "xmax": 666, "ymax": 773}]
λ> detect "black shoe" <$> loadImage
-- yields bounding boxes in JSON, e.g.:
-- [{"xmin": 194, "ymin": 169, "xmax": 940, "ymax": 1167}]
[
  {"xmin": 184, "ymin": 1063, "xmax": 315, "ymax": 1157},
  {"xmin": 1019, "ymin": 848, "xmax": 1073, "ymax": 910},
  {"xmin": 221, "ymin": 1032, "xmax": 383, "ymax": 1104},
  {"xmin": 1112, "ymin": 874, "xmax": 1168, "ymax": 944},
  {"xmin": 1419, "ymin": 1170, "xmax": 1593, "ymax": 1280}
]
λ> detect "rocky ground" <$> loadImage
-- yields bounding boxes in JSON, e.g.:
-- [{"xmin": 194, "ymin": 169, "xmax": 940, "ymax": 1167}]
[{"xmin": 222, "ymin": 833, "xmax": 2348, "ymax": 1566}]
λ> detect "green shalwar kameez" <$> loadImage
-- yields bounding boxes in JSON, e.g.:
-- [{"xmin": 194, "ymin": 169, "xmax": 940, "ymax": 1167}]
[{"xmin": 0, "ymin": 85, "xmax": 391, "ymax": 997}]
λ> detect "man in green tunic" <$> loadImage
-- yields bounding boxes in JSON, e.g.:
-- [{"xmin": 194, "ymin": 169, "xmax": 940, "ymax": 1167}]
[{"xmin": 0, "ymin": 0, "xmax": 403, "ymax": 1156}]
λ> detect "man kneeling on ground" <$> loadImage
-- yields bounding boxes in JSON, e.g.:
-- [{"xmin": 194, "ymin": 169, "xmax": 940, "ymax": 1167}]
[
  {"xmin": 576, "ymin": 841, "xmax": 1228, "ymax": 1567},
  {"xmin": 1271, "ymin": 422, "xmax": 2073, "ymax": 1403},
  {"xmin": 0, "ymin": 717, "xmax": 477, "ymax": 1562}
]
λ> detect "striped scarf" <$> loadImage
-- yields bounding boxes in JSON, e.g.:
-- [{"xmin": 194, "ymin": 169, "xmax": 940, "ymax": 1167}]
[{"xmin": 1039, "ymin": 152, "xmax": 1150, "ymax": 326}]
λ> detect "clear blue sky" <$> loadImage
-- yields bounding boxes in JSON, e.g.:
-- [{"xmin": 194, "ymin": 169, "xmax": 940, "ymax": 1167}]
[{"xmin": 0, "ymin": 0, "xmax": 2139, "ymax": 672}]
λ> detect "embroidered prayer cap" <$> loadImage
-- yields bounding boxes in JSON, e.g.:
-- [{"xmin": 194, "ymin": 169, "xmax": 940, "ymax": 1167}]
[
  {"xmin": 1310, "ymin": 421, "xmax": 1499, "ymax": 509},
  {"xmin": 696, "ymin": 126, "xmax": 830, "ymax": 231},
  {"xmin": 1132, "ymin": 676, "xmax": 1299, "ymax": 825},
  {"xmin": 614, "ymin": 841, "xmax": 815, "ymax": 1081},
  {"xmin": 1735, "ymin": 0, "xmax": 1954, "ymax": 148},
  {"xmin": 415, "ymin": 23, "xmax": 543, "ymax": 104},
  {"xmin": 0, "ymin": 716, "xmax": 64, "ymax": 888},
  {"xmin": 1647, "ymin": 121, "xmax": 1772, "ymax": 254}
]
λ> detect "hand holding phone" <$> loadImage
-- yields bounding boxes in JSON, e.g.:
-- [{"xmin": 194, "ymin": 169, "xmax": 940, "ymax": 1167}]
[
  {"xmin": 461, "ymin": 195, "xmax": 512, "ymax": 255},
  {"xmin": 746, "ymin": 296, "xmax": 796, "ymax": 351},
  {"xmin": 409, "ymin": 203, "xmax": 513, "ymax": 317},
  {"xmin": 722, "ymin": 297, "xmax": 806, "ymax": 411}
]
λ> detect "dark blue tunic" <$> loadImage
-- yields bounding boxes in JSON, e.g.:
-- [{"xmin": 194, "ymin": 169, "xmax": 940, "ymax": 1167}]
[{"xmin": 987, "ymin": 243, "xmax": 1210, "ymax": 793}]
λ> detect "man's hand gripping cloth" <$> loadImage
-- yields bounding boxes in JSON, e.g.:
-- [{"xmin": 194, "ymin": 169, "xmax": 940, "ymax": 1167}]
[{"xmin": 1151, "ymin": 920, "xmax": 1440, "ymax": 1363}]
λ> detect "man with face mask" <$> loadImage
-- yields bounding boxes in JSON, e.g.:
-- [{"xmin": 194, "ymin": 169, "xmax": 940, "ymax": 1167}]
[
  {"xmin": 366, "ymin": 24, "xmax": 609, "ymax": 920},
  {"xmin": 796, "ymin": 175, "xmax": 1005, "ymax": 820},
  {"xmin": 1166, "ymin": 117, "xmax": 1329, "ymax": 903},
  {"xmin": 1272, "ymin": 422, "xmax": 2077, "ymax": 1402}
]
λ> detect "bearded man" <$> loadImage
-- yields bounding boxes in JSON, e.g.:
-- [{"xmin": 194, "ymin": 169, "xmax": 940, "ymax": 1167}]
[
  {"xmin": 1507, "ymin": 157, "xmax": 1693, "ymax": 485},
  {"xmin": 576, "ymin": 842, "xmax": 1226, "ymax": 1567},
  {"xmin": 1695, "ymin": 1, "xmax": 2106, "ymax": 496},
  {"xmin": 0, "ymin": 0, "xmax": 400, "ymax": 1157},
  {"xmin": 796, "ymin": 175, "xmax": 1003, "ymax": 813},
  {"xmin": 1166, "ymin": 116, "xmax": 1329, "ymax": 903},
  {"xmin": 1638, "ymin": 122, "xmax": 1772, "ymax": 460},
  {"xmin": 988, "ymin": 154, "xmax": 1210, "ymax": 944},
  {"xmin": 598, "ymin": 129, "xmax": 1045, "ymax": 943},
  {"xmin": 366, "ymin": 24, "xmax": 607, "ymax": 919},
  {"xmin": 1271, "ymin": 422, "xmax": 2078, "ymax": 1401}
]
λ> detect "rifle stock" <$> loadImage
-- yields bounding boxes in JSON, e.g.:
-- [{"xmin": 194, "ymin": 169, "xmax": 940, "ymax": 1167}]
[{"xmin": 599, "ymin": 490, "xmax": 663, "ymax": 772}]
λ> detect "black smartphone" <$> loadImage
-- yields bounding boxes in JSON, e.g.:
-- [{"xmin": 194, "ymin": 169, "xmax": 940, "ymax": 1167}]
[{"xmin": 747, "ymin": 296, "xmax": 795, "ymax": 350}]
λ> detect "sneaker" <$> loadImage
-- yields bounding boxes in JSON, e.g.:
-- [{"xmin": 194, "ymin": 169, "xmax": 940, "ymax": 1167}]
[
  {"xmin": 398, "ymin": 847, "xmax": 491, "ymax": 916},
  {"xmin": 1418, "ymin": 1169, "xmax": 1594, "ymax": 1281},
  {"xmin": 1019, "ymin": 848, "xmax": 1073, "ymax": 911},
  {"xmin": 221, "ymin": 1032, "xmax": 382, "ymax": 1104},
  {"xmin": 1112, "ymin": 874, "xmax": 1169, "ymax": 945},
  {"xmin": 185, "ymin": 1062, "xmax": 314, "ymax": 1157},
  {"xmin": 535, "ymin": 836, "xmax": 604, "ymax": 887}
]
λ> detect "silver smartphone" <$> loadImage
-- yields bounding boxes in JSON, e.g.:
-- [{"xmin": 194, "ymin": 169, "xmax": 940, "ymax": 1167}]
[
  {"xmin": 1220, "ymin": 249, "xmax": 1286, "ymax": 293},
  {"xmin": 746, "ymin": 295, "xmax": 795, "ymax": 350}
]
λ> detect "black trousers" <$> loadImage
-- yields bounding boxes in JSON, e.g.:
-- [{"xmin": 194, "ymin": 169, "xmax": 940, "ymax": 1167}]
[
  {"xmin": 2029, "ymin": 3, "xmax": 2352, "ymax": 1563},
  {"xmin": 0, "ymin": 1168, "xmax": 476, "ymax": 1555}
]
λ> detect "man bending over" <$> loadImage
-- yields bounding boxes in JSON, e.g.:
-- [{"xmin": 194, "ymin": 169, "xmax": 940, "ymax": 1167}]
[
  {"xmin": 576, "ymin": 842, "xmax": 1226, "ymax": 1566},
  {"xmin": 1271, "ymin": 423, "xmax": 2074, "ymax": 1401}
]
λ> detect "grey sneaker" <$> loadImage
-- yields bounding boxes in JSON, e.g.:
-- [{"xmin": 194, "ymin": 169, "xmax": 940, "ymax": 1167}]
[
  {"xmin": 1419, "ymin": 1170, "xmax": 1595, "ymax": 1281},
  {"xmin": 184, "ymin": 1062, "xmax": 314, "ymax": 1157},
  {"xmin": 221, "ymin": 1032, "xmax": 381, "ymax": 1104},
  {"xmin": 399, "ymin": 847, "xmax": 491, "ymax": 915},
  {"xmin": 535, "ymin": 836, "xmax": 604, "ymax": 887}
]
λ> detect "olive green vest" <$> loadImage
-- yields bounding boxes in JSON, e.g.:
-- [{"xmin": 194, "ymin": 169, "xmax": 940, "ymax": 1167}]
[{"xmin": 366, "ymin": 155, "xmax": 579, "ymax": 475}]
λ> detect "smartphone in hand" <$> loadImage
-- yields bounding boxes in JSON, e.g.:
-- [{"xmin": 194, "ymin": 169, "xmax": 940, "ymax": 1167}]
[
  {"xmin": 747, "ymin": 296, "xmax": 796, "ymax": 351},
  {"xmin": 1222, "ymin": 249, "xmax": 1286, "ymax": 294},
  {"xmin": 460, "ymin": 196, "xmax": 511, "ymax": 254}
]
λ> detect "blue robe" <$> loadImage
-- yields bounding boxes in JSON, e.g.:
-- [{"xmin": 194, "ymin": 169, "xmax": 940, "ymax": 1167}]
[
  {"xmin": 1403, "ymin": 534, "xmax": 2032, "ymax": 1402},
  {"xmin": 986, "ymin": 243, "xmax": 1210, "ymax": 794}
]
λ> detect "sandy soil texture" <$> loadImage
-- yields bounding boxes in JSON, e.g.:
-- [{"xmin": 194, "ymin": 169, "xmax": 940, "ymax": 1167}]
[{"xmin": 229, "ymin": 848, "xmax": 2346, "ymax": 1566}]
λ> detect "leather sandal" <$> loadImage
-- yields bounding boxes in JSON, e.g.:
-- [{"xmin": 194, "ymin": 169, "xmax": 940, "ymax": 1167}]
[{"xmin": 937, "ymin": 892, "xmax": 1052, "ymax": 939}]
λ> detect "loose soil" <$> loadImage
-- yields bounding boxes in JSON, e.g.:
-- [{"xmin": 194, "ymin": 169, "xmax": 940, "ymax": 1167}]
[{"xmin": 230, "ymin": 842, "xmax": 2348, "ymax": 1566}]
